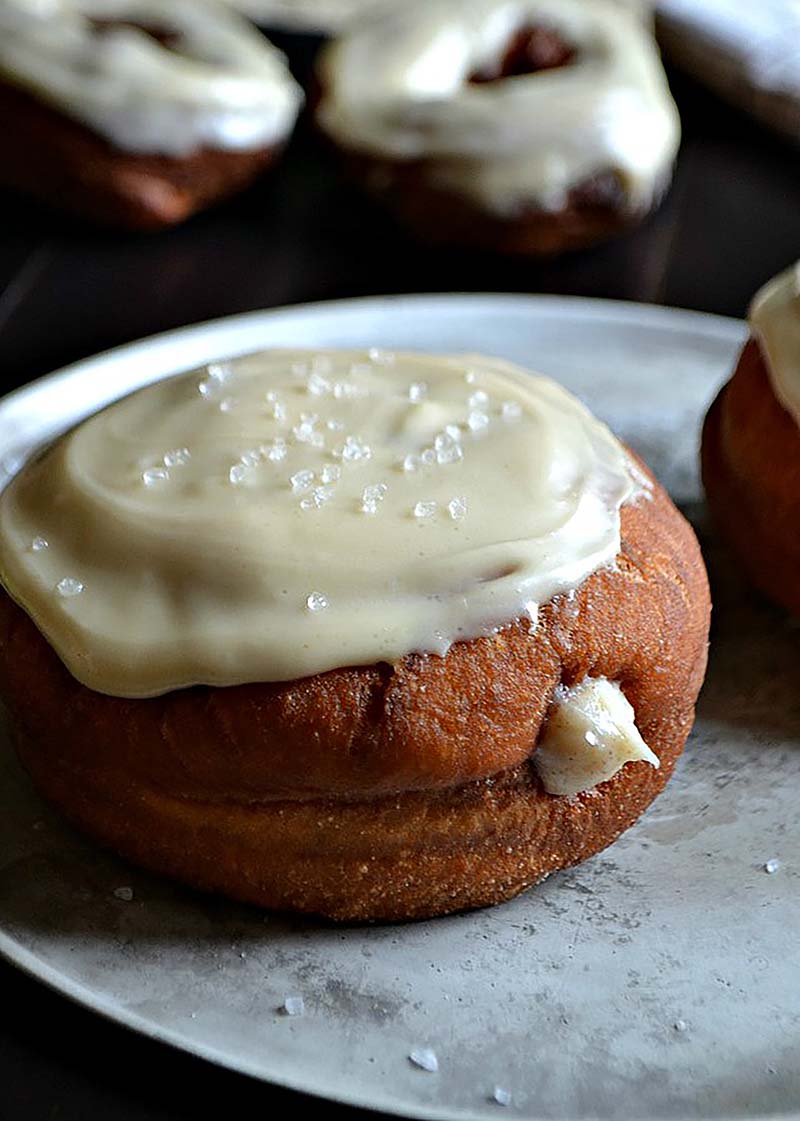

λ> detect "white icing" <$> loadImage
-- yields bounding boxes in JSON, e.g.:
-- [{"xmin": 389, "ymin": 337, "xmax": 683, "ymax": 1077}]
[
  {"xmin": 0, "ymin": 348, "xmax": 643, "ymax": 698},
  {"xmin": 535, "ymin": 677, "xmax": 659, "ymax": 796},
  {"xmin": 749, "ymin": 262, "xmax": 800, "ymax": 428},
  {"xmin": 316, "ymin": 0, "xmax": 680, "ymax": 217},
  {"xmin": 0, "ymin": 0, "xmax": 303, "ymax": 156}
]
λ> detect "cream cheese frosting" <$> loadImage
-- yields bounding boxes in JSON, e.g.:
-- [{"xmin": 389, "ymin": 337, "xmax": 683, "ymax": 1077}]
[
  {"xmin": 0, "ymin": 0, "xmax": 303, "ymax": 156},
  {"xmin": 316, "ymin": 0, "xmax": 680, "ymax": 217},
  {"xmin": 749, "ymin": 261, "xmax": 800, "ymax": 428},
  {"xmin": 534, "ymin": 677, "xmax": 658, "ymax": 797},
  {"xmin": 0, "ymin": 348, "xmax": 642, "ymax": 698}
]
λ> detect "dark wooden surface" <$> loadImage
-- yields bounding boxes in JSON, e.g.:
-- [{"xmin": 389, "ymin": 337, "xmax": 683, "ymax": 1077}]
[{"xmin": 1, "ymin": 31, "xmax": 800, "ymax": 1121}]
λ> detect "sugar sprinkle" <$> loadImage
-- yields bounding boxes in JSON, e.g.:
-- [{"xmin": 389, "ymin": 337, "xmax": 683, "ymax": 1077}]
[
  {"xmin": 408, "ymin": 382, "xmax": 427, "ymax": 403},
  {"xmin": 142, "ymin": 467, "xmax": 169, "ymax": 487},
  {"xmin": 56, "ymin": 577, "xmax": 84, "ymax": 598},
  {"xmin": 361, "ymin": 483, "xmax": 388, "ymax": 515},
  {"xmin": 163, "ymin": 447, "xmax": 191, "ymax": 467},
  {"xmin": 290, "ymin": 469, "xmax": 315, "ymax": 494},
  {"xmin": 306, "ymin": 592, "xmax": 328, "ymax": 613}
]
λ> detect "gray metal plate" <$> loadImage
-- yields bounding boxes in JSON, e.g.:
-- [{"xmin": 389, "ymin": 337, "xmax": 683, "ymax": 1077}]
[{"xmin": 0, "ymin": 295, "xmax": 797, "ymax": 1121}]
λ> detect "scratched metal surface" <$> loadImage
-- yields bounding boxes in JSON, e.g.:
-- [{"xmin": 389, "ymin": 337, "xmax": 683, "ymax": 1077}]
[{"xmin": 0, "ymin": 296, "xmax": 798, "ymax": 1121}]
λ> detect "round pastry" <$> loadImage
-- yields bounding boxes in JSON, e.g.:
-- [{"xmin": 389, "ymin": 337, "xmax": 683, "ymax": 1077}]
[
  {"xmin": 702, "ymin": 263, "xmax": 800, "ymax": 615},
  {"xmin": 0, "ymin": 0, "xmax": 303, "ymax": 230},
  {"xmin": 0, "ymin": 348, "xmax": 710, "ymax": 921},
  {"xmin": 315, "ymin": 0, "xmax": 680, "ymax": 256}
]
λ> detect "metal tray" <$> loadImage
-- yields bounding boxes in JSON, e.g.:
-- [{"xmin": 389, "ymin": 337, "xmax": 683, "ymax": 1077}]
[{"xmin": 0, "ymin": 295, "xmax": 797, "ymax": 1121}]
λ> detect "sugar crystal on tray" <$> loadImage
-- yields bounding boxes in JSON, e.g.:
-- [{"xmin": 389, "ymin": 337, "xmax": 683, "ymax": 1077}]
[{"xmin": 408, "ymin": 1047, "xmax": 438, "ymax": 1073}]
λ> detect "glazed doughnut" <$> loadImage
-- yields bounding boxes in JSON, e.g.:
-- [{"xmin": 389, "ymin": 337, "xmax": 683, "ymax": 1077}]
[
  {"xmin": 0, "ymin": 349, "xmax": 710, "ymax": 921},
  {"xmin": 702, "ymin": 263, "xmax": 800, "ymax": 615},
  {"xmin": 0, "ymin": 0, "xmax": 303, "ymax": 228},
  {"xmin": 315, "ymin": 0, "xmax": 680, "ymax": 255}
]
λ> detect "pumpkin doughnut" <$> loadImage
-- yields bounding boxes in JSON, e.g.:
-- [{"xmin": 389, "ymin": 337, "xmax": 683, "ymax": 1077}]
[
  {"xmin": 702, "ymin": 263, "xmax": 800, "ymax": 615},
  {"xmin": 0, "ymin": 349, "xmax": 710, "ymax": 921},
  {"xmin": 315, "ymin": 0, "xmax": 680, "ymax": 255},
  {"xmin": 0, "ymin": 0, "xmax": 303, "ymax": 229}
]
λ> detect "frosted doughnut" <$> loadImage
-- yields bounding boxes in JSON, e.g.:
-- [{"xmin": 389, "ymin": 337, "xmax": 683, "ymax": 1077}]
[
  {"xmin": 317, "ymin": 0, "xmax": 680, "ymax": 219},
  {"xmin": 0, "ymin": 0, "xmax": 303, "ymax": 157}
]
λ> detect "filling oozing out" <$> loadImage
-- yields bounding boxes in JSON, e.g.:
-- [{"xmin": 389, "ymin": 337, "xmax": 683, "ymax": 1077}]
[
  {"xmin": 534, "ymin": 678, "xmax": 659, "ymax": 797},
  {"xmin": 469, "ymin": 24, "xmax": 576, "ymax": 84}
]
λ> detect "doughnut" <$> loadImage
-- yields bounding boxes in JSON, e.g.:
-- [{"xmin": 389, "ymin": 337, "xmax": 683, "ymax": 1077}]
[
  {"xmin": 315, "ymin": 0, "xmax": 680, "ymax": 255},
  {"xmin": 0, "ymin": 349, "xmax": 710, "ymax": 921},
  {"xmin": 0, "ymin": 0, "xmax": 303, "ymax": 229},
  {"xmin": 702, "ymin": 263, "xmax": 800, "ymax": 615}
]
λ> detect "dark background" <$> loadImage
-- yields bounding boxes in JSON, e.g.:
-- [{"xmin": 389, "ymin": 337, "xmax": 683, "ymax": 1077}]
[{"xmin": 1, "ymin": 31, "xmax": 800, "ymax": 1121}]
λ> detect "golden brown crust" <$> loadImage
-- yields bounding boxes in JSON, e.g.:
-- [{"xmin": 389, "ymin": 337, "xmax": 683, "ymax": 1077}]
[
  {"xmin": 0, "ymin": 466, "xmax": 709, "ymax": 920},
  {"xmin": 336, "ymin": 149, "xmax": 655, "ymax": 257},
  {"xmin": 702, "ymin": 337, "xmax": 800, "ymax": 615},
  {"xmin": 0, "ymin": 81, "xmax": 281, "ymax": 230}
]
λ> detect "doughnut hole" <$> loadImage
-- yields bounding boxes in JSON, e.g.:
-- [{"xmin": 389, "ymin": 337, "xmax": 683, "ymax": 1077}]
[{"xmin": 469, "ymin": 25, "xmax": 576, "ymax": 84}]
